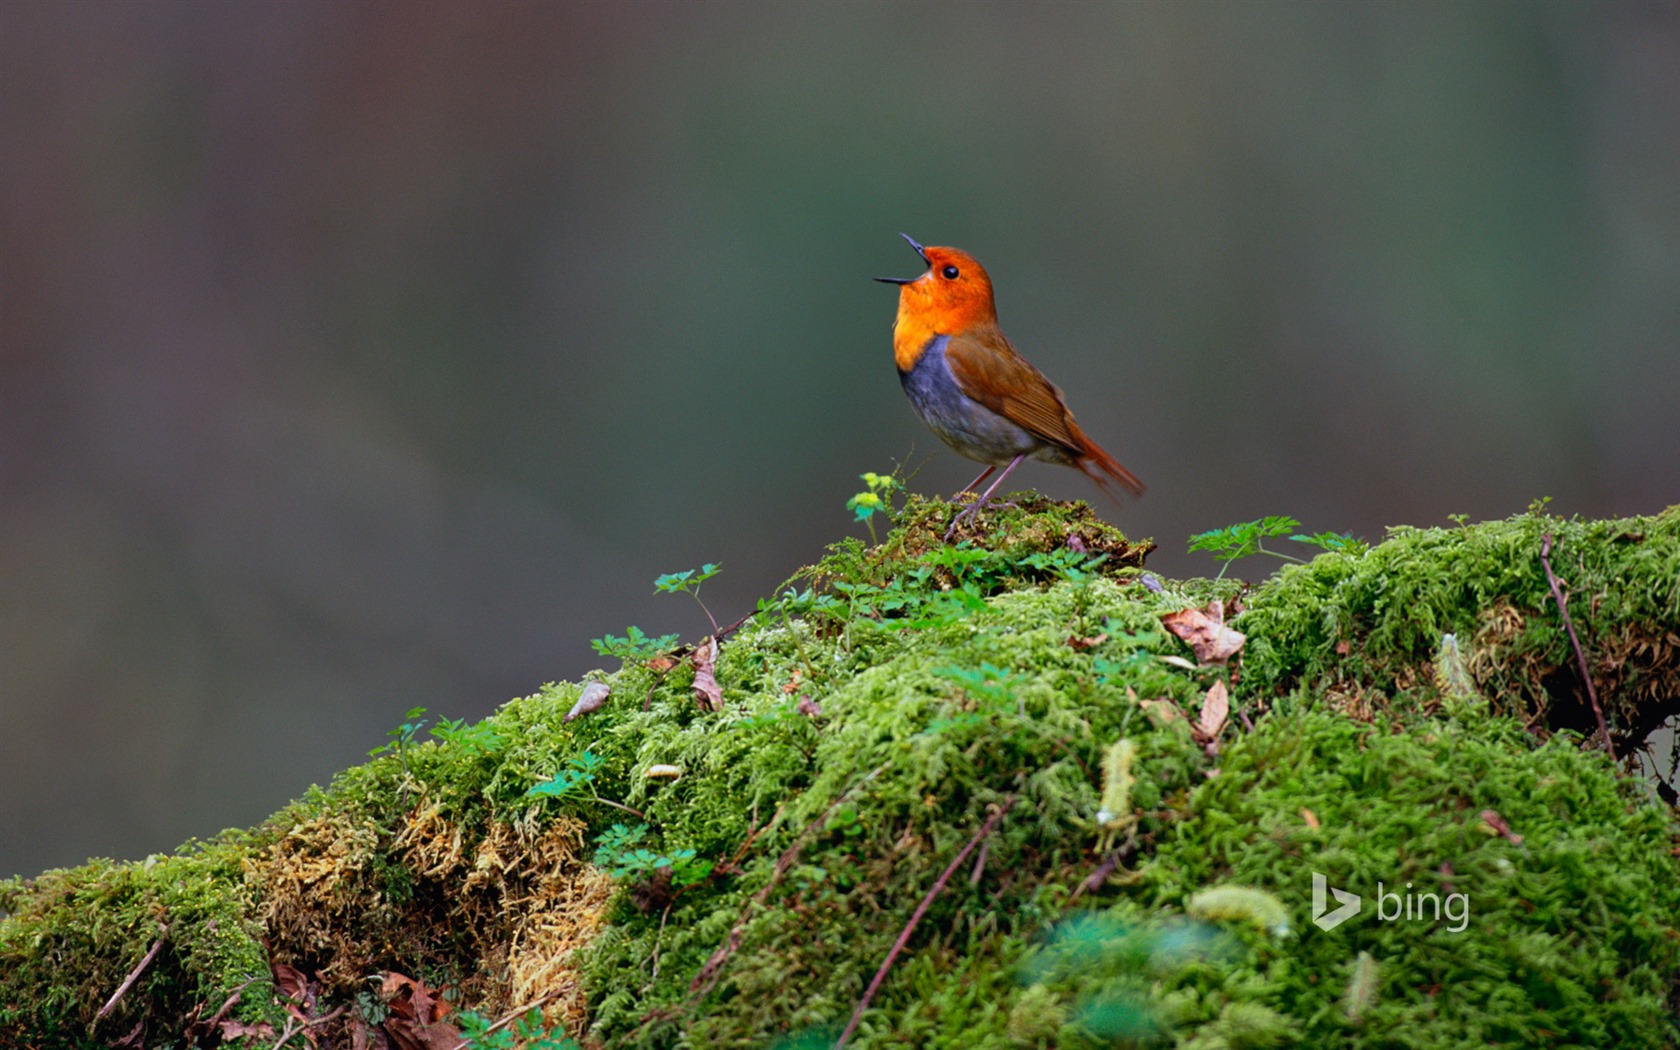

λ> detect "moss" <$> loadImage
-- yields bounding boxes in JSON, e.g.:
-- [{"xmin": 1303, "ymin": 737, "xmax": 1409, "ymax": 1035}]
[
  {"xmin": 0, "ymin": 834, "xmax": 280, "ymax": 1046},
  {"xmin": 0, "ymin": 496, "xmax": 1676, "ymax": 1048},
  {"xmin": 1238, "ymin": 504, "xmax": 1680, "ymax": 749}
]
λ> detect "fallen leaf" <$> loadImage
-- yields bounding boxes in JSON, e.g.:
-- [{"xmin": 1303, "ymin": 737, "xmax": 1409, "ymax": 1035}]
[
  {"xmin": 565, "ymin": 681, "xmax": 611, "ymax": 723},
  {"xmin": 381, "ymin": 971, "xmax": 448, "ymax": 1024},
  {"xmin": 383, "ymin": 1017, "xmax": 463, "ymax": 1050},
  {"xmin": 647, "ymin": 654, "xmax": 679, "ymax": 674},
  {"xmin": 1301, "ymin": 808, "xmax": 1320, "ymax": 830},
  {"xmin": 782, "ymin": 668, "xmax": 803, "ymax": 693},
  {"xmin": 1194, "ymin": 680, "xmax": 1230, "ymax": 746},
  {"xmin": 1335, "ymin": 639, "xmax": 1351, "ymax": 655},
  {"xmin": 220, "ymin": 1020, "xmax": 276, "ymax": 1041},
  {"xmin": 1479, "ymin": 809, "xmax": 1523, "ymax": 845},
  {"xmin": 1161, "ymin": 603, "xmax": 1246, "ymax": 664},
  {"xmin": 691, "ymin": 638, "xmax": 723, "ymax": 712},
  {"xmin": 1066, "ymin": 632, "xmax": 1109, "ymax": 651},
  {"xmin": 272, "ymin": 961, "xmax": 310, "ymax": 1003},
  {"xmin": 797, "ymin": 696, "xmax": 822, "ymax": 717},
  {"xmin": 1140, "ymin": 572, "xmax": 1164, "ymax": 594}
]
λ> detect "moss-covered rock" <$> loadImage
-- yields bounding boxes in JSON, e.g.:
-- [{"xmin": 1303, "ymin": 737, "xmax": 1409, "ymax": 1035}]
[{"xmin": 2, "ymin": 497, "xmax": 1676, "ymax": 1048}]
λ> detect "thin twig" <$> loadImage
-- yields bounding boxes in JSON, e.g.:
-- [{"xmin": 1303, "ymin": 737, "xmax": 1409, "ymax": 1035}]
[
  {"xmin": 688, "ymin": 764, "xmax": 889, "ymax": 999},
  {"xmin": 588, "ymin": 792, "xmax": 647, "ymax": 821},
  {"xmin": 967, "ymin": 841, "xmax": 989, "ymax": 888},
  {"xmin": 97, "ymin": 924, "xmax": 169, "ymax": 1020},
  {"xmin": 1067, "ymin": 852, "xmax": 1121, "ymax": 908},
  {"xmin": 1540, "ymin": 533, "xmax": 1617, "ymax": 760},
  {"xmin": 269, "ymin": 1005, "xmax": 346, "ymax": 1050},
  {"xmin": 836, "ymin": 797, "xmax": 1017, "ymax": 1048},
  {"xmin": 444, "ymin": 991, "xmax": 561, "ymax": 1050},
  {"xmin": 644, "ymin": 900, "xmax": 675, "ymax": 990},
  {"xmin": 203, "ymin": 978, "xmax": 257, "ymax": 1028}
]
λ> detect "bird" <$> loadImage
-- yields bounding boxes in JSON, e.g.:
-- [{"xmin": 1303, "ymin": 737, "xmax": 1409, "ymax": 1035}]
[{"xmin": 876, "ymin": 233, "xmax": 1144, "ymax": 536}]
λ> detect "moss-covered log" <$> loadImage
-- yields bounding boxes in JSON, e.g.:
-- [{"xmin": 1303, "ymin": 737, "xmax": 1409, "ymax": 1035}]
[{"xmin": 3, "ymin": 498, "xmax": 1677, "ymax": 1048}]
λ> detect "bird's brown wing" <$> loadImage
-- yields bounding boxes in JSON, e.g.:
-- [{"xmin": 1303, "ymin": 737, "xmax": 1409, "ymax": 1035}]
[
  {"xmin": 943, "ymin": 326, "xmax": 1081, "ymax": 451},
  {"xmin": 945, "ymin": 325, "xmax": 1145, "ymax": 497}
]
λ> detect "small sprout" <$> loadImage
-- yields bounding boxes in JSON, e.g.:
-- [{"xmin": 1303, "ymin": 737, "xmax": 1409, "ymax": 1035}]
[
  {"xmin": 525, "ymin": 750, "xmax": 605, "ymax": 801},
  {"xmin": 1289, "ymin": 530, "xmax": 1368, "ymax": 556},
  {"xmin": 1189, "ymin": 516, "xmax": 1365, "ymax": 577},
  {"xmin": 591, "ymin": 626, "xmax": 680, "ymax": 664},
  {"xmin": 1189, "ymin": 516, "xmax": 1301, "ymax": 577},
  {"xmin": 368, "ymin": 706, "xmax": 429, "ymax": 759},
  {"xmin": 846, "ymin": 471, "xmax": 904, "ymax": 544},
  {"xmin": 657, "ymin": 563, "xmax": 722, "ymax": 634}
]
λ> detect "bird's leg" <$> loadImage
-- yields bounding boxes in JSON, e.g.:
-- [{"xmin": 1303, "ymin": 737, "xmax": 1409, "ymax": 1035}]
[
  {"xmin": 945, "ymin": 454, "xmax": 1026, "ymax": 540},
  {"xmin": 954, "ymin": 465, "xmax": 996, "ymax": 498}
]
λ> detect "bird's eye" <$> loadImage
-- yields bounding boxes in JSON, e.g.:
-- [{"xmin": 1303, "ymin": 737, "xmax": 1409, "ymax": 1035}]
[{"xmin": 941, "ymin": 265, "xmax": 960, "ymax": 280}]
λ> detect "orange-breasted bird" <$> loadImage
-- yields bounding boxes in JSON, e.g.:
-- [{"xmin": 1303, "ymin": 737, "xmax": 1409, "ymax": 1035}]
[{"xmin": 876, "ymin": 233, "xmax": 1144, "ymax": 535}]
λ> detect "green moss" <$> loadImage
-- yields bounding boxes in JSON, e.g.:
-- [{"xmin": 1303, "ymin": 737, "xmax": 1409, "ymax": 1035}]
[
  {"xmin": 0, "ymin": 834, "xmax": 280, "ymax": 1046},
  {"xmin": 1, "ymin": 496, "xmax": 1676, "ymax": 1048},
  {"xmin": 1239, "ymin": 504, "xmax": 1680, "ymax": 747}
]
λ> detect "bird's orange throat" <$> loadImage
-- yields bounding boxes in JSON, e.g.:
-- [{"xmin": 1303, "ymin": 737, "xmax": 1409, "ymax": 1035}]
[
  {"xmin": 892, "ymin": 305, "xmax": 940, "ymax": 372},
  {"xmin": 889, "ymin": 252, "xmax": 997, "ymax": 372}
]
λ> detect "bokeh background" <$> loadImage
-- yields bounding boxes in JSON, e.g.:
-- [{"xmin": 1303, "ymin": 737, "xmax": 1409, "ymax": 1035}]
[{"xmin": 3, "ymin": 2, "xmax": 1677, "ymax": 880}]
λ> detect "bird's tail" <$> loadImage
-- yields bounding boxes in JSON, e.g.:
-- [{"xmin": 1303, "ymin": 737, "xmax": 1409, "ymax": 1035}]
[{"xmin": 1068, "ymin": 423, "xmax": 1145, "ymax": 500}]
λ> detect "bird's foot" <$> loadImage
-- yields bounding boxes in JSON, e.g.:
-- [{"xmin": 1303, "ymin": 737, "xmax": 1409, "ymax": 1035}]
[{"xmin": 943, "ymin": 498, "xmax": 1015, "ymax": 541}]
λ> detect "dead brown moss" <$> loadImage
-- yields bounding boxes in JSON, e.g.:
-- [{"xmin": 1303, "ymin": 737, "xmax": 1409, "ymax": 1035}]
[{"xmin": 247, "ymin": 789, "xmax": 611, "ymax": 1033}]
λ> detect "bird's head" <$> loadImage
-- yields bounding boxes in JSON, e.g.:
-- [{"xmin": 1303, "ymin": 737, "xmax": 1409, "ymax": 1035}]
[{"xmin": 876, "ymin": 233, "xmax": 997, "ymax": 335}]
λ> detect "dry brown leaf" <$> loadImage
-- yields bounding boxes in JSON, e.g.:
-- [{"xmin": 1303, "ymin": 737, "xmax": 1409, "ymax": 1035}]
[
  {"xmin": 1194, "ymin": 679, "xmax": 1230, "ymax": 746},
  {"xmin": 1301, "ymin": 808, "xmax": 1320, "ymax": 830},
  {"xmin": 1161, "ymin": 604, "xmax": 1246, "ymax": 665},
  {"xmin": 383, "ymin": 1018, "xmax": 463, "ymax": 1050},
  {"xmin": 272, "ymin": 961, "xmax": 310, "ymax": 1003},
  {"xmin": 782, "ymin": 668, "xmax": 803, "ymax": 693},
  {"xmin": 647, "ymin": 654, "xmax": 679, "ymax": 674},
  {"xmin": 220, "ymin": 1019, "xmax": 276, "ymax": 1041},
  {"xmin": 1479, "ymin": 809, "xmax": 1523, "ymax": 845},
  {"xmin": 692, "ymin": 638, "xmax": 723, "ymax": 711},
  {"xmin": 381, "ymin": 971, "xmax": 447, "ymax": 1023},
  {"xmin": 1067, "ymin": 632, "xmax": 1109, "ymax": 651},
  {"xmin": 565, "ymin": 681, "xmax": 611, "ymax": 723},
  {"xmin": 797, "ymin": 696, "xmax": 822, "ymax": 717}
]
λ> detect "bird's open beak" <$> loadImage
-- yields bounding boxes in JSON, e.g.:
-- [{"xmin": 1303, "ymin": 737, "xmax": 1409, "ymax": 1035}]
[{"xmin": 874, "ymin": 231, "xmax": 930, "ymax": 285}]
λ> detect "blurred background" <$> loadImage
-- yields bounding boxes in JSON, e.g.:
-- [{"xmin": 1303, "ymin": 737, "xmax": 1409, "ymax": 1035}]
[{"xmin": 3, "ymin": 1, "xmax": 1677, "ymax": 880}]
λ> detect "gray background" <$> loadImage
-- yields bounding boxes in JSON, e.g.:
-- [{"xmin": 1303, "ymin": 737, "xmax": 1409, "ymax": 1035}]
[{"xmin": 3, "ymin": 2, "xmax": 1677, "ymax": 879}]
